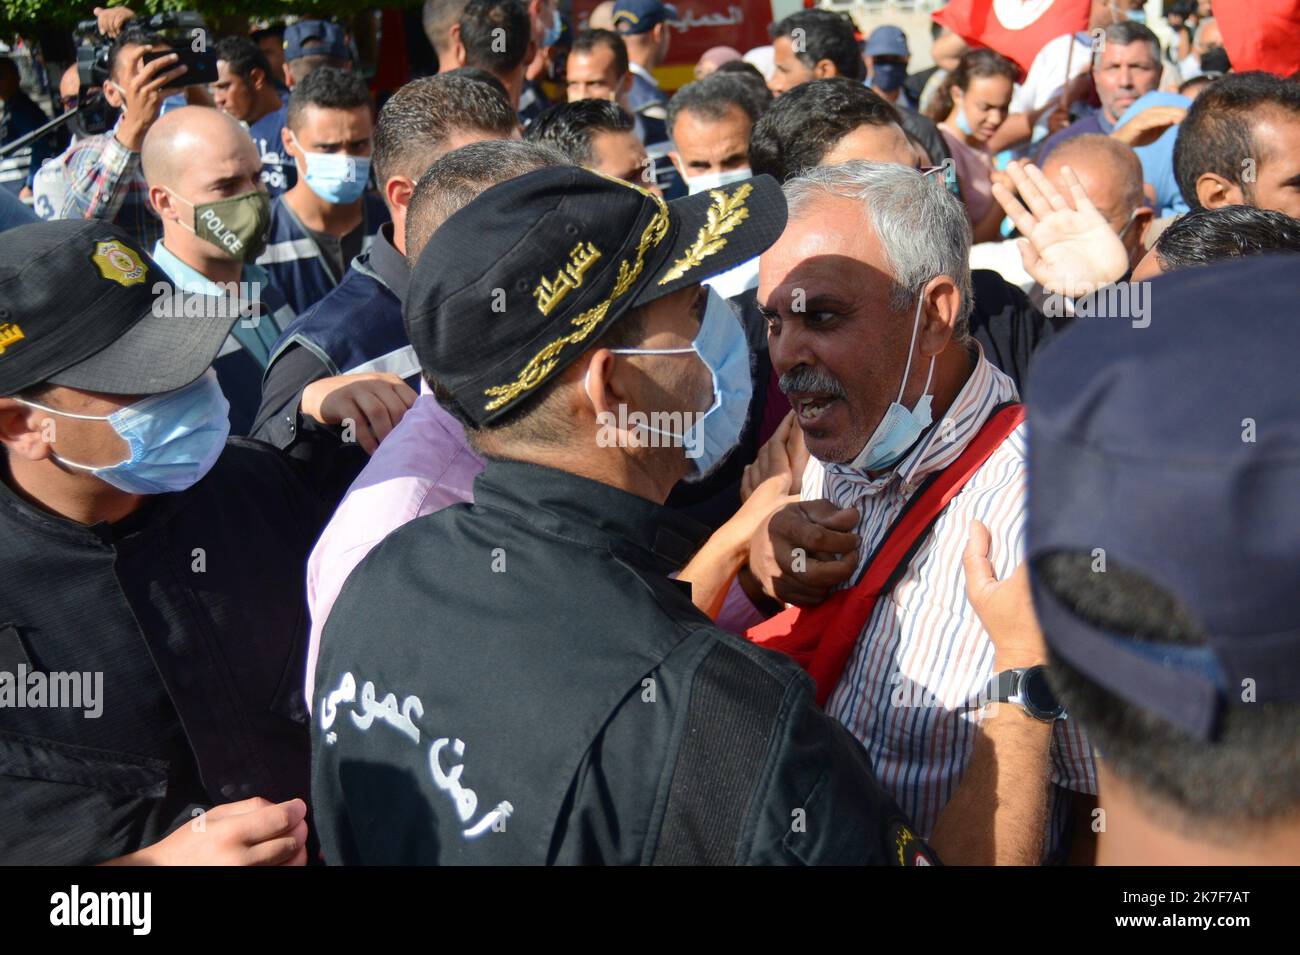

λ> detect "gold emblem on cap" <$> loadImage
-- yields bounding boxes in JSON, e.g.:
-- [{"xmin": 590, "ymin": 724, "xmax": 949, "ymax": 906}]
[
  {"xmin": 91, "ymin": 240, "xmax": 148, "ymax": 287},
  {"xmin": 483, "ymin": 195, "xmax": 670, "ymax": 414},
  {"xmin": 658, "ymin": 183, "xmax": 752, "ymax": 285},
  {"xmin": 534, "ymin": 241, "xmax": 602, "ymax": 316},
  {"xmin": 0, "ymin": 322, "xmax": 25, "ymax": 355}
]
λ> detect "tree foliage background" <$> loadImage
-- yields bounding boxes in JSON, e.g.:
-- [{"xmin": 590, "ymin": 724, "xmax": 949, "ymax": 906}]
[{"xmin": 1, "ymin": 1, "xmax": 419, "ymax": 38}]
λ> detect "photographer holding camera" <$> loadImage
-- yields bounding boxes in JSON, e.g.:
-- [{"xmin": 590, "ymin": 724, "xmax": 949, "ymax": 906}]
[{"xmin": 56, "ymin": 8, "xmax": 218, "ymax": 247}]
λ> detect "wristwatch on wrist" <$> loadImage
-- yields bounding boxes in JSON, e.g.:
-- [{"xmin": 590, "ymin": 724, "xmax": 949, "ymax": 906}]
[{"xmin": 985, "ymin": 665, "xmax": 1066, "ymax": 722}]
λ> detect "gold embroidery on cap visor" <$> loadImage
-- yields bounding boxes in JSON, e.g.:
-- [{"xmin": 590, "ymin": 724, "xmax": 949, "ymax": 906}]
[
  {"xmin": 0, "ymin": 322, "xmax": 25, "ymax": 354},
  {"xmin": 534, "ymin": 241, "xmax": 602, "ymax": 316},
  {"xmin": 482, "ymin": 196, "xmax": 670, "ymax": 414},
  {"xmin": 91, "ymin": 240, "xmax": 148, "ymax": 287},
  {"xmin": 658, "ymin": 183, "xmax": 752, "ymax": 285}
]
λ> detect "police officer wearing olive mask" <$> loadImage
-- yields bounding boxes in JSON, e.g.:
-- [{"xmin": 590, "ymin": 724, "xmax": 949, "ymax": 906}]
[
  {"xmin": 143, "ymin": 105, "xmax": 294, "ymax": 434},
  {"xmin": 0, "ymin": 220, "xmax": 326, "ymax": 864}
]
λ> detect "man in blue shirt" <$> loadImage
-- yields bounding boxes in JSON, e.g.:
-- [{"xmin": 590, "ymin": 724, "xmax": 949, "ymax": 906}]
[
  {"xmin": 241, "ymin": 21, "xmax": 353, "ymax": 203},
  {"xmin": 252, "ymin": 73, "xmax": 518, "ymax": 494},
  {"xmin": 862, "ymin": 25, "xmax": 918, "ymax": 112},
  {"xmin": 214, "ymin": 36, "xmax": 292, "ymax": 198},
  {"xmin": 1036, "ymin": 20, "xmax": 1162, "ymax": 164},
  {"xmin": 142, "ymin": 105, "xmax": 293, "ymax": 434},
  {"xmin": 611, "ymin": 0, "xmax": 683, "ymax": 197},
  {"xmin": 257, "ymin": 67, "xmax": 388, "ymax": 315}
]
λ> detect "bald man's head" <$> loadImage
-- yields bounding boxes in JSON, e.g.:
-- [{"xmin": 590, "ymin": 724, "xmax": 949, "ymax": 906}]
[
  {"xmin": 144, "ymin": 106, "xmax": 268, "ymax": 265},
  {"xmin": 142, "ymin": 105, "xmax": 260, "ymax": 191},
  {"xmin": 1043, "ymin": 134, "xmax": 1144, "ymax": 225},
  {"xmin": 59, "ymin": 64, "xmax": 79, "ymax": 101},
  {"xmin": 1043, "ymin": 134, "xmax": 1150, "ymax": 269}
]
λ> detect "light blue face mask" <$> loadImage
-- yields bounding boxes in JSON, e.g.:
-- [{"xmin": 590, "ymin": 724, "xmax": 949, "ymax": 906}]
[
  {"xmin": 847, "ymin": 291, "xmax": 935, "ymax": 473},
  {"xmin": 955, "ymin": 96, "xmax": 975, "ymax": 136},
  {"xmin": 1114, "ymin": 2, "xmax": 1146, "ymax": 25},
  {"xmin": 542, "ymin": 8, "xmax": 563, "ymax": 47},
  {"xmin": 17, "ymin": 370, "xmax": 231, "ymax": 495},
  {"xmin": 600, "ymin": 288, "xmax": 752, "ymax": 481},
  {"xmin": 291, "ymin": 132, "xmax": 371, "ymax": 204}
]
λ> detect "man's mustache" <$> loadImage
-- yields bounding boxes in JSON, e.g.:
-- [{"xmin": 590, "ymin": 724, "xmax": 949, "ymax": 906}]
[{"xmin": 779, "ymin": 365, "xmax": 847, "ymax": 399}]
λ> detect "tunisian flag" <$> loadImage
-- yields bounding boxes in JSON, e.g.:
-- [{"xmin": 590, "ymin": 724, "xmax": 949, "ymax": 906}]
[
  {"xmin": 1217, "ymin": 0, "xmax": 1300, "ymax": 77},
  {"xmin": 932, "ymin": 0, "xmax": 1091, "ymax": 78}
]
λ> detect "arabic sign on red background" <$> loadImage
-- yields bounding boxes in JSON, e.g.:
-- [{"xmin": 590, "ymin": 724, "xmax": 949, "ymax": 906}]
[{"xmin": 570, "ymin": 0, "xmax": 774, "ymax": 90}]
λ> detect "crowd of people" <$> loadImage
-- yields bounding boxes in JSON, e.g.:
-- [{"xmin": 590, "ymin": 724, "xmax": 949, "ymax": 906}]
[{"xmin": 0, "ymin": 0, "xmax": 1297, "ymax": 867}]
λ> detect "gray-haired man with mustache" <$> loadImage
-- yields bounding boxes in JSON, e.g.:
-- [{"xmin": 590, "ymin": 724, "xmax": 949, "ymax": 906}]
[{"xmin": 742, "ymin": 161, "xmax": 1098, "ymax": 864}]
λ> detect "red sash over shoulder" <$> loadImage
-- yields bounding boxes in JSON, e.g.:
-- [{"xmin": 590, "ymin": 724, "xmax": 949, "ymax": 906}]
[{"xmin": 745, "ymin": 403, "xmax": 1025, "ymax": 707}]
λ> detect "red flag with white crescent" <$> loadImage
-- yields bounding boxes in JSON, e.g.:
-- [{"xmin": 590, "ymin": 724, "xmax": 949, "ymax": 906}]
[{"xmin": 932, "ymin": 0, "xmax": 1092, "ymax": 79}]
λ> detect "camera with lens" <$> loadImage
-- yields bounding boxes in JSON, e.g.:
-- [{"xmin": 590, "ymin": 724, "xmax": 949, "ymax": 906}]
[{"xmin": 75, "ymin": 11, "xmax": 218, "ymax": 90}]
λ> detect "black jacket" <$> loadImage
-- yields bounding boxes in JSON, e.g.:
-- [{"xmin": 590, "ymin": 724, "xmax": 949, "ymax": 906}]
[
  {"xmin": 312, "ymin": 458, "xmax": 935, "ymax": 865},
  {"xmin": 0, "ymin": 439, "xmax": 324, "ymax": 864}
]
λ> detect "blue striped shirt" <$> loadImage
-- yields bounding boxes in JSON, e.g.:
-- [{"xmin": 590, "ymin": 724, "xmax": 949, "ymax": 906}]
[{"xmin": 807, "ymin": 345, "xmax": 1096, "ymax": 856}]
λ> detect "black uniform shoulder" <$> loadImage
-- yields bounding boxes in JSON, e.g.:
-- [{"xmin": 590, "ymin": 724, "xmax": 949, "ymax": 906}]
[
  {"xmin": 195, "ymin": 436, "xmax": 330, "ymax": 532},
  {"xmin": 653, "ymin": 629, "xmax": 937, "ymax": 866},
  {"xmin": 206, "ymin": 435, "xmax": 309, "ymax": 487}
]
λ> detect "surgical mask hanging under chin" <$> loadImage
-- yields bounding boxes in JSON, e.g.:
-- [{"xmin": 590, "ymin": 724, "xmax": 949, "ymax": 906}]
[
  {"xmin": 685, "ymin": 167, "xmax": 753, "ymax": 196},
  {"xmin": 955, "ymin": 99, "xmax": 974, "ymax": 136},
  {"xmin": 290, "ymin": 132, "xmax": 371, "ymax": 204},
  {"xmin": 847, "ymin": 293, "xmax": 935, "ymax": 473},
  {"xmin": 15, "ymin": 370, "xmax": 231, "ymax": 495},
  {"xmin": 587, "ymin": 288, "xmax": 752, "ymax": 481}
]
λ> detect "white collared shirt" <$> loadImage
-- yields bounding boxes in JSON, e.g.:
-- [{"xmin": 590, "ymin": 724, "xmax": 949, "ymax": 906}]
[{"xmin": 804, "ymin": 345, "xmax": 1096, "ymax": 854}]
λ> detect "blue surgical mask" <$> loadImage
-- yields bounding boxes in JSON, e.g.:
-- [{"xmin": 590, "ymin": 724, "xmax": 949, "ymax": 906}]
[
  {"xmin": 597, "ymin": 288, "xmax": 752, "ymax": 480},
  {"xmin": 291, "ymin": 132, "xmax": 371, "ymax": 204},
  {"xmin": 871, "ymin": 61, "xmax": 907, "ymax": 93},
  {"xmin": 542, "ymin": 9, "xmax": 563, "ymax": 47},
  {"xmin": 1113, "ymin": 1, "xmax": 1147, "ymax": 24},
  {"xmin": 847, "ymin": 292, "xmax": 935, "ymax": 472},
  {"xmin": 955, "ymin": 97, "xmax": 974, "ymax": 136},
  {"xmin": 17, "ymin": 370, "xmax": 231, "ymax": 494}
]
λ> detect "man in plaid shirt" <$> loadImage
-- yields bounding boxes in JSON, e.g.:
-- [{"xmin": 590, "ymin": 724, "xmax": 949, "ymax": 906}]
[{"xmin": 58, "ymin": 26, "xmax": 188, "ymax": 247}]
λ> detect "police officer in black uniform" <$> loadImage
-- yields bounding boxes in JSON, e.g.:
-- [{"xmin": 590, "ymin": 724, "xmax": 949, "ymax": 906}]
[
  {"xmin": 312, "ymin": 165, "xmax": 1060, "ymax": 864},
  {"xmin": 0, "ymin": 220, "xmax": 324, "ymax": 864}
]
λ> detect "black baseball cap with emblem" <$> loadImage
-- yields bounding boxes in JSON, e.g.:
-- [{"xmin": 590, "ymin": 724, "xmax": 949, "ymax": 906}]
[
  {"xmin": 404, "ymin": 166, "xmax": 787, "ymax": 428},
  {"xmin": 0, "ymin": 220, "xmax": 237, "ymax": 397}
]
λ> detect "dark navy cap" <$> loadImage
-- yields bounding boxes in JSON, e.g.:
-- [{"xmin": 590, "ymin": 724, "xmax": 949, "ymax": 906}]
[
  {"xmin": 864, "ymin": 25, "xmax": 909, "ymax": 58},
  {"xmin": 404, "ymin": 167, "xmax": 784, "ymax": 429},
  {"xmin": 1026, "ymin": 255, "xmax": 1300, "ymax": 739},
  {"xmin": 0, "ymin": 221, "xmax": 235, "ymax": 397},
  {"xmin": 612, "ymin": 0, "xmax": 678, "ymax": 35},
  {"xmin": 284, "ymin": 20, "xmax": 349, "ymax": 63}
]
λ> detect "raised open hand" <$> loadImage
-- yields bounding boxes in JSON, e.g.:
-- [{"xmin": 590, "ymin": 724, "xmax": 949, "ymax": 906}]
[{"xmin": 992, "ymin": 161, "xmax": 1129, "ymax": 298}]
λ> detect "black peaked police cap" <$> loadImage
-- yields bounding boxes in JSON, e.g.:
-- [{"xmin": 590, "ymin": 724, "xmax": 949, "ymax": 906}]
[
  {"xmin": 0, "ymin": 220, "xmax": 236, "ymax": 397},
  {"xmin": 403, "ymin": 167, "xmax": 787, "ymax": 428}
]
